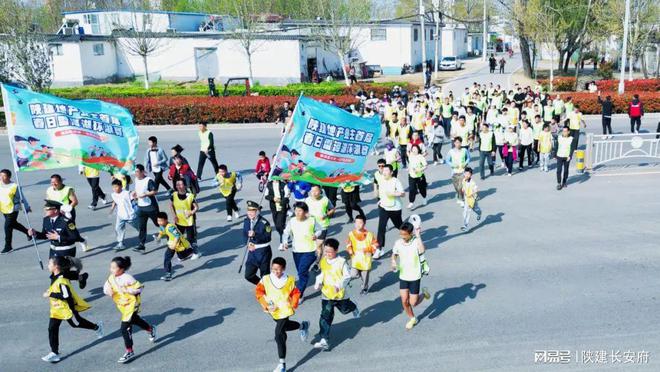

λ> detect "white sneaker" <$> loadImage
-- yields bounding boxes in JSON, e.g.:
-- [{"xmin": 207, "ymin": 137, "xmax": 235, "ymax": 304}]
[
  {"xmin": 190, "ymin": 253, "xmax": 200, "ymax": 260},
  {"xmin": 80, "ymin": 239, "xmax": 91, "ymax": 252},
  {"xmin": 148, "ymin": 325, "xmax": 157, "ymax": 342},
  {"xmin": 226, "ymin": 215, "xmax": 232, "ymax": 222},
  {"xmin": 272, "ymin": 363, "xmax": 286, "ymax": 372},
  {"xmin": 458, "ymin": 201, "xmax": 465, "ymax": 207},
  {"xmin": 100, "ymin": 199, "xmax": 108, "ymax": 206},
  {"xmin": 313, "ymin": 338, "xmax": 330, "ymax": 351},
  {"xmin": 407, "ymin": 202, "xmax": 414, "ymax": 209},
  {"xmin": 114, "ymin": 243, "xmax": 124, "ymax": 251},
  {"xmin": 373, "ymin": 249, "xmax": 383, "ymax": 260},
  {"xmin": 95, "ymin": 321, "xmax": 104, "ymax": 339},
  {"xmin": 434, "ymin": 161, "xmax": 439, "ymax": 166},
  {"xmin": 41, "ymin": 352, "xmax": 60, "ymax": 363},
  {"xmin": 352, "ymin": 305, "xmax": 360, "ymax": 319},
  {"xmin": 233, "ymin": 211, "xmax": 240, "ymax": 219}
]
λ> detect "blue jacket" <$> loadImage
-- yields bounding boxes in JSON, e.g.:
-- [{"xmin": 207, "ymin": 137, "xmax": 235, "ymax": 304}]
[
  {"xmin": 144, "ymin": 147, "xmax": 169, "ymax": 173},
  {"xmin": 288, "ymin": 181, "xmax": 311, "ymax": 201}
]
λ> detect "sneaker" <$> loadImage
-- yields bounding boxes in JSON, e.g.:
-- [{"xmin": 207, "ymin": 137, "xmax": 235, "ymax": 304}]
[
  {"xmin": 476, "ymin": 213, "xmax": 482, "ymax": 222},
  {"xmin": 1, "ymin": 247, "xmax": 12, "ymax": 255},
  {"xmin": 160, "ymin": 273, "xmax": 173, "ymax": 281},
  {"xmin": 211, "ymin": 179, "xmax": 220, "ymax": 187},
  {"xmin": 372, "ymin": 249, "xmax": 383, "ymax": 260},
  {"xmin": 272, "ymin": 363, "xmax": 286, "ymax": 372},
  {"xmin": 226, "ymin": 215, "xmax": 232, "ymax": 222},
  {"xmin": 422, "ymin": 287, "xmax": 431, "ymax": 300},
  {"xmin": 458, "ymin": 201, "xmax": 465, "ymax": 207},
  {"xmin": 100, "ymin": 199, "xmax": 109, "ymax": 206},
  {"xmin": 79, "ymin": 272, "xmax": 89, "ymax": 289},
  {"xmin": 352, "ymin": 305, "xmax": 360, "ymax": 319},
  {"xmin": 80, "ymin": 239, "xmax": 91, "ymax": 252},
  {"xmin": 114, "ymin": 243, "xmax": 124, "ymax": 251},
  {"xmin": 507, "ymin": 173, "xmax": 512, "ymax": 177},
  {"xmin": 313, "ymin": 338, "xmax": 330, "ymax": 351},
  {"xmin": 95, "ymin": 321, "xmax": 104, "ymax": 339},
  {"xmin": 438, "ymin": 159, "xmax": 444, "ymax": 164},
  {"xmin": 117, "ymin": 351, "xmax": 134, "ymax": 363},
  {"xmin": 299, "ymin": 321, "xmax": 309, "ymax": 342},
  {"xmin": 556, "ymin": 184, "xmax": 562, "ymax": 190},
  {"xmin": 461, "ymin": 225, "xmax": 468, "ymax": 232},
  {"xmin": 407, "ymin": 202, "xmax": 413, "ymax": 209},
  {"xmin": 148, "ymin": 326, "xmax": 157, "ymax": 342},
  {"xmin": 233, "ymin": 210, "xmax": 240, "ymax": 219},
  {"xmin": 132, "ymin": 246, "xmax": 146, "ymax": 253},
  {"xmin": 562, "ymin": 183, "xmax": 567, "ymax": 189},
  {"xmin": 405, "ymin": 317, "xmax": 418, "ymax": 330},
  {"xmin": 87, "ymin": 204, "xmax": 96, "ymax": 210},
  {"xmin": 434, "ymin": 161, "xmax": 439, "ymax": 166},
  {"xmin": 41, "ymin": 352, "xmax": 61, "ymax": 363},
  {"xmin": 190, "ymin": 253, "xmax": 200, "ymax": 260}
]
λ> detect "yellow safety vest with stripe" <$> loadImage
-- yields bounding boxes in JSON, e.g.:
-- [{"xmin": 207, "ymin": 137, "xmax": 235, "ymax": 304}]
[
  {"xmin": 83, "ymin": 166, "xmax": 100, "ymax": 178},
  {"xmin": 557, "ymin": 136, "xmax": 573, "ymax": 158},
  {"xmin": 173, "ymin": 193, "xmax": 195, "ymax": 226},
  {"xmin": 216, "ymin": 172, "xmax": 237, "ymax": 197},
  {"xmin": 397, "ymin": 125, "xmax": 411, "ymax": 145},
  {"xmin": 0, "ymin": 183, "xmax": 18, "ymax": 214},
  {"xmin": 348, "ymin": 230, "xmax": 375, "ymax": 270},
  {"xmin": 262, "ymin": 274, "xmax": 296, "ymax": 320},
  {"xmin": 462, "ymin": 179, "xmax": 478, "ymax": 208},
  {"xmin": 539, "ymin": 131, "xmax": 553, "ymax": 153},
  {"xmin": 290, "ymin": 217, "xmax": 316, "ymax": 253},
  {"xmin": 454, "ymin": 125, "xmax": 470, "ymax": 146},
  {"xmin": 305, "ymin": 196, "xmax": 330, "ymax": 229},
  {"xmin": 441, "ymin": 103, "xmax": 453, "ymax": 118},
  {"xmin": 320, "ymin": 256, "xmax": 347, "ymax": 300},
  {"xmin": 199, "ymin": 130, "xmax": 212, "ymax": 151},
  {"xmin": 47, "ymin": 186, "xmax": 72, "ymax": 205},
  {"xmin": 48, "ymin": 276, "xmax": 91, "ymax": 320},
  {"xmin": 160, "ymin": 223, "xmax": 190, "ymax": 252},
  {"xmin": 479, "ymin": 131, "xmax": 494, "ymax": 152},
  {"xmin": 107, "ymin": 275, "xmax": 142, "ymax": 322}
]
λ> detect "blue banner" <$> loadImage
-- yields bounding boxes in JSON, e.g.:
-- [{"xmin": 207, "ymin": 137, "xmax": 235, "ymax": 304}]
[
  {"xmin": 272, "ymin": 96, "xmax": 381, "ymax": 187},
  {"xmin": 1, "ymin": 84, "xmax": 139, "ymax": 174}
]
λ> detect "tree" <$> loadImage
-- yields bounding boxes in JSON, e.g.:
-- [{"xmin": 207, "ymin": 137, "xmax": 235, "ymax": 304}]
[
  {"xmin": 498, "ymin": 0, "xmax": 534, "ymax": 78},
  {"xmin": 305, "ymin": 0, "xmax": 372, "ymax": 86},
  {"xmin": 229, "ymin": 0, "xmax": 269, "ymax": 86},
  {"xmin": 625, "ymin": 0, "xmax": 659, "ymax": 79}
]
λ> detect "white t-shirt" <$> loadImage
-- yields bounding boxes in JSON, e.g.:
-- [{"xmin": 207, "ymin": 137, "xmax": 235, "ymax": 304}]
[
  {"xmin": 378, "ymin": 177, "xmax": 404, "ymax": 211},
  {"xmin": 111, "ymin": 190, "xmax": 135, "ymax": 220},
  {"xmin": 393, "ymin": 237, "xmax": 422, "ymax": 281},
  {"xmin": 134, "ymin": 177, "xmax": 153, "ymax": 208},
  {"xmin": 149, "ymin": 150, "xmax": 161, "ymax": 173},
  {"xmin": 519, "ymin": 127, "xmax": 534, "ymax": 146}
]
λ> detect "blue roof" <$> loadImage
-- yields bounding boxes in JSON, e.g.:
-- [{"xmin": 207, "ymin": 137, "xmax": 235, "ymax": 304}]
[{"xmin": 62, "ymin": 9, "xmax": 210, "ymax": 17}]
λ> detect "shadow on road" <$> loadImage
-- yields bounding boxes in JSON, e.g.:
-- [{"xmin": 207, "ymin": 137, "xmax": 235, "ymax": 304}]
[{"xmin": 419, "ymin": 283, "xmax": 486, "ymax": 321}]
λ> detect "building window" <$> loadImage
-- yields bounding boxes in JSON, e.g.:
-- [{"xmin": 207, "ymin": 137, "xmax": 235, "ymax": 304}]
[
  {"xmin": 430, "ymin": 29, "xmax": 434, "ymax": 40},
  {"xmin": 84, "ymin": 14, "xmax": 100, "ymax": 34},
  {"xmin": 93, "ymin": 43, "xmax": 104, "ymax": 56},
  {"xmin": 370, "ymin": 28, "xmax": 386, "ymax": 41},
  {"xmin": 413, "ymin": 28, "xmax": 418, "ymax": 42},
  {"xmin": 50, "ymin": 44, "xmax": 64, "ymax": 56}
]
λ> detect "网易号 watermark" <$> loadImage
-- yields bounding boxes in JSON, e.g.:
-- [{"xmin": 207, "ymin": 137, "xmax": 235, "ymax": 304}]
[{"xmin": 534, "ymin": 350, "xmax": 649, "ymax": 364}]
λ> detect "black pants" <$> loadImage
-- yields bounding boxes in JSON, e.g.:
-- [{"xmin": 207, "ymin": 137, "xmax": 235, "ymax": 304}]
[
  {"xmin": 442, "ymin": 117, "xmax": 451, "ymax": 137},
  {"xmin": 244, "ymin": 247, "xmax": 272, "ymax": 285},
  {"xmin": 322, "ymin": 186, "xmax": 338, "ymax": 205},
  {"xmin": 176, "ymin": 224, "xmax": 198, "ymax": 252},
  {"xmin": 120, "ymin": 312, "xmax": 151, "ymax": 349},
  {"xmin": 556, "ymin": 157, "xmax": 570, "ymax": 185},
  {"xmin": 152, "ymin": 171, "xmax": 171, "ymax": 192},
  {"xmin": 136, "ymin": 208, "xmax": 158, "ymax": 248},
  {"xmin": 399, "ymin": 145, "xmax": 408, "ymax": 168},
  {"xmin": 271, "ymin": 209, "xmax": 287, "ymax": 243},
  {"xmin": 3, "ymin": 211, "xmax": 28, "ymax": 250},
  {"xmin": 602, "ymin": 117, "xmax": 612, "ymax": 135},
  {"xmin": 197, "ymin": 150, "xmax": 219, "ymax": 180},
  {"xmin": 505, "ymin": 152, "xmax": 514, "ymax": 174},
  {"xmin": 432, "ymin": 142, "xmax": 443, "ymax": 161},
  {"xmin": 164, "ymin": 247, "xmax": 193, "ymax": 273},
  {"xmin": 569, "ymin": 129, "xmax": 580, "ymax": 155},
  {"xmin": 48, "ymin": 313, "xmax": 97, "ymax": 354},
  {"xmin": 499, "ymin": 66, "xmax": 504, "ymax": 73},
  {"xmin": 377, "ymin": 207, "xmax": 403, "ymax": 250},
  {"xmin": 86, "ymin": 177, "xmax": 106, "ymax": 207},
  {"xmin": 222, "ymin": 189, "xmax": 239, "ymax": 215},
  {"xmin": 630, "ymin": 117, "xmax": 641, "ymax": 133},
  {"xmin": 319, "ymin": 298, "xmax": 357, "ymax": 340},
  {"xmin": 274, "ymin": 318, "xmax": 300, "ymax": 359},
  {"xmin": 341, "ymin": 189, "xmax": 363, "ymax": 221},
  {"xmin": 408, "ymin": 175, "xmax": 427, "ymax": 203},
  {"xmin": 533, "ymin": 139, "xmax": 540, "ymax": 163},
  {"xmin": 519, "ymin": 145, "xmax": 533, "ymax": 167}
]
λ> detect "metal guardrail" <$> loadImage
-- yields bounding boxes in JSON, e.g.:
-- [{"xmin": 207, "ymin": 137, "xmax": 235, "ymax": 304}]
[{"xmin": 585, "ymin": 132, "xmax": 660, "ymax": 170}]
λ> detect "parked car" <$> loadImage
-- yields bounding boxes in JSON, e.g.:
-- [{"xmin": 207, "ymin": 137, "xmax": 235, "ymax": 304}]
[
  {"xmin": 365, "ymin": 65, "xmax": 383, "ymax": 78},
  {"xmin": 439, "ymin": 56, "xmax": 463, "ymax": 71}
]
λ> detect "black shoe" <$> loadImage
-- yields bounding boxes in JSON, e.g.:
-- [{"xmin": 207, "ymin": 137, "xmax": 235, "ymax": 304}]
[
  {"xmin": 79, "ymin": 272, "xmax": 89, "ymax": 289},
  {"xmin": 132, "ymin": 246, "xmax": 146, "ymax": 253},
  {"xmin": 556, "ymin": 184, "xmax": 563, "ymax": 190},
  {"xmin": 347, "ymin": 218, "xmax": 354, "ymax": 224},
  {"xmin": 1, "ymin": 247, "xmax": 12, "ymax": 255}
]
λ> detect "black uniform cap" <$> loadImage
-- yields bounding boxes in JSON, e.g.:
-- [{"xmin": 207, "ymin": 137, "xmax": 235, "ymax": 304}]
[
  {"xmin": 246, "ymin": 200, "xmax": 261, "ymax": 210},
  {"xmin": 44, "ymin": 199, "xmax": 62, "ymax": 209}
]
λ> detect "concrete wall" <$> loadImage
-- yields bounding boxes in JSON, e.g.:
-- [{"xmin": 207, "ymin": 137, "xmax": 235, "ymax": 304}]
[
  {"xmin": 79, "ymin": 41, "xmax": 118, "ymax": 83},
  {"xmin": 441, "ymin": 27, "xmax": 467, "ymax": 58},
  {"xmin": 355, "ymin": 25, "xmax": 413, "ymax": 75},
  {"xmin": 50, "ymin": 42, "xmax": 84, "ymax": 87}
]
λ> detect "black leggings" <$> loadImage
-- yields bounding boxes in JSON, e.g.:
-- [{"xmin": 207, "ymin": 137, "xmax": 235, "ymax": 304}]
[
  {"xmin": 408, "ymin": 175, "xmax": 427, "ymax": 203},
  {"xmin": 432, "ymin": 143, "xmax": 443, "ymax": 161},
  {"xmin": 49, "ymin": 313, "xmax": 98, "ymax": 354},
  {"xmin": 86, "ymin": 177, "xmax": 106, "ymax": 207},
  {"xmin": 153, "ymin": 171, "xmax": 171, "ymax": 192},
  {"xmin": 630, "ymin": 117, "xmax": 641, "ymax": 133},
  {"xmin": 223, "ymin": 189, "xmax": 239, "ymax": 215},
  {"xmin": 274, "ymin": 318, "xmax": 300, "ymax": 359},
  {"xmin": 3, "ymin": 211, "xmax": 28, "ymax": 250},
  {"xmin": 197, "ymin": 150, "xmax": 219, "ymax": 180},
  {"xmin": 377, "ymin": 207, "xmax": 403, "ymax": 250},
  {"xmin": 120, "ymin": 312, "xmax": 152, "ymax": 350},
  {"xmin": 341, "ymin": 189, "xmax": 364, "ymax": 221}
]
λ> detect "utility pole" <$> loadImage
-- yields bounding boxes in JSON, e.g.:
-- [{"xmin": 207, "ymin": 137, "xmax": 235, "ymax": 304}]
[
  {"xmin": 618, "ymin": 0, "xmax": 631, "ymax": 94},
  {"xmin": 482, "ymin": 0, "xmax": 487, "ymax": 61},
  {"xmin": 420, "ymin": 0, "xmax": 427, "ymax": 73},
  {"xmin": 433, "ymin": 0, "xmax": 441, "ymax": 79}
]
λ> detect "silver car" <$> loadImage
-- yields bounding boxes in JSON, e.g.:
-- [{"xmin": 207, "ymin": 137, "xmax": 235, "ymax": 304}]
[{"xmin": 439, "ymin": 56, "xmax": 463, "ymax": 71}]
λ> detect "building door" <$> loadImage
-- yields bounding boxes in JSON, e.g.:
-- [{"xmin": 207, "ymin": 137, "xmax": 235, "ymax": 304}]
[
  {"xmin": 307, "ymin": 58, "xmax": 317, "ymax": 82},
  {"xmin": 195, "ymin": 48, "xmax": 218, "ymax": 80}
]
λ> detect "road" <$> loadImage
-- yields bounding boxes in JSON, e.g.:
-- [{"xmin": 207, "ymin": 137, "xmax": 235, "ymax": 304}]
[{"xmin": 1, "ymin": 59, "xmax": 660, "ymax": 372}]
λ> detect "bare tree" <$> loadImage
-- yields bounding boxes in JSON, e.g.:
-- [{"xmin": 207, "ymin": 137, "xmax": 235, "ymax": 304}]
[{"xmin": 231, "ymin": 0, "xmax": 268, "ymax": 85}]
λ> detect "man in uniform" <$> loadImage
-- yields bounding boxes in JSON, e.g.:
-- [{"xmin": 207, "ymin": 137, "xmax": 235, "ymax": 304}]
[
  {"xmin": 242, "ymin": 200, "xmax": 273, "ymax": 285},
  {"xmin": 46, "ymin": 174, "xmax": 89, "ymax": 251}
]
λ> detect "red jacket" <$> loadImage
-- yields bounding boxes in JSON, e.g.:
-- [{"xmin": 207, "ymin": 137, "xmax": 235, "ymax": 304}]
[
  {"xmin": 628, "ymin": 100, "xmax": 643, "ymax": 118},
  {"xmin": 168, "ymin": 163, "xmax": 197, "ymax": 181},
  {"xmin": 255, "ymin": 158, "xmax": 271, "ymax": 174}
]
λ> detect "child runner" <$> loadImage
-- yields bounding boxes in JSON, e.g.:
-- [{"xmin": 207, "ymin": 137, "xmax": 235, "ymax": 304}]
[
  {"xmin": 42, "ymin": 256, "xmax": 104, "ymax": 363},
  {"xmin": 282, "ymin": 202, "xmax": 322, "ymax": 302},
  {"xmin": 374, "ymin": 164, "xmax": 405, "ymax": 259},
  {"xmin": 255, "ymin": 150, "xmax": 272, "ymax": 180},
  {"xmin": 391, "ymin": 222, "xmax": 430, "ymax": 330},
  {"xmin": 103, "ymin": 256, "xmax": 157, "ymax": 363},
  {"xmin": 312, "ymin": 238, "xmax": 360, "ymax": 351},
  {"xmin": 169, "ymin": 179, "xmax": 201, "ymax": 256},
  {"xmin": 305, "ymin": 184, "xmax": 335, "ymax": 252},
  {"xmin": 407, "ymin": 144, "xmax": 428, "ymax": 209},
  {"xmin": 109, "ymin": 179, "xmax": 138, "ymax": 250},
  {"xmin": 216, "ymin": 164, "xmax": 243, "ymax": 222},
  {"xmin": 255, "ymin": 257, "xmax": 309, "ymax": 372},
  {"xmin": 556, "ymin": 126, "xmax": 573, "ymax": 190},
  {"xmin": 346, "ymin": 215, "xmax": 378, "ymax": 295},
  {"xmin": 156, "ymin": 212, "xmax": 199, "ymax": 281},
  {"xmin": 445, "ymin": 137, "xmax": 470, "ymax": 206},
  {"xmin": 538, "ymin": 124, "xmax": 553, "ymax": 172},
  {"xmin": 461, "ymin": 167, "xmax": 482, "ymax": 232},
  {"xmin": 0, "ymin": 169, "xmax": 30, "ymax": 254}
]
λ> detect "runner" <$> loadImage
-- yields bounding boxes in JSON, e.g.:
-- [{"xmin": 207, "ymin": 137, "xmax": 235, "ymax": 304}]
[
  {"xmin": 538, "ymin": 124, "xmax": 553, "ymax": 172},
  {"xmin": 216, "ymin": 164, "xmax": 242, "ymax": 222},
  {"xmin": 407, "ymin": 144, "xmax": 428, "ymax": 209},
  {"xmin": 41, "ymin": 256, "xmax": 104, "ymax": 363},
  {"xmin": 305, "ymin": 184, "xmax": 335, "ymax": 251},
  {"xmin": 518, "ymin": 120, "xmax": 534, "ymax": 170},
  {"xmin": 196, "ymin": 123, "xmax": 220, "ymax": 182},
  {"xmin": 556, "ymin": 127, "xmax": 573, "ymax": 190},
  {"xmin": 503, "ymin": 126, "xmax": 518, "ymax": 176},
  {"xmin": 0, "ymin": 169, "xmax": 30, "ymax": 254},
  {"xmin": 242, "ymin": 200, "xmax": 273, "ymax": 285},
  {"xmin": 383, "ymin": 141, "xmax": 401, "ymax": 178},
  {"xmin": 346, "ymin": 214, "xmax": 378, "ymax": 295},
  {"xmin": 255, "ymin": 257, "xmax": 309, "ymax": 372},
  {"xmin": 103, "ymin": 256, "xmax": 156, "ymax": 363},
  {"xmin": 144, "ymin": 136, "xmax": 171, "ymax": 193},
  {"xmin": 46, "ymin": 174, "xmax": 89, "ymax": 251},
  {"xmin": 461, "ymin": 167, "xmax": 482, "ymax": 232},
  {"xmin": 478, "ymin": 124, "xmax": 496, "ymax": 180},
  {"xmin": 312, "ymin": 238, "xmax": 360, "ymax": 351},
  {"xmin": 156, "ymin": 212, "xmax": 199, "ymax": 281},
  {"xmin": 132, "ymin": 165, "xmax": 159, "ymax": 253},
  {"xmin": 109, "ymin": 179, "xmax": 138, "ymax": 251},
  {"xmin": 169, "ymin": 179, "xmax": 201, "ymax": 256},
  {"xmin": 79, "ymin": 165, "xmax": 108, "ymax": 210},
  {"xmin": 374, "ymin": 164, "xmax": 404, "ymax": 259},
  {"xmin": 445, "ymin": 137, "xmax": 470, "ymax": 205},
  {"xmin": 391, "ymin": 222, "xmax": 430, "ymax": 330},
  {"xmin": 265, "ymin": 179, "xmax": 290, "ymax": 250}
]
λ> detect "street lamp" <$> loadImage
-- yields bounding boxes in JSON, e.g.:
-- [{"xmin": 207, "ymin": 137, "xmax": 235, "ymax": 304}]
[{"xmin": 618, "ymin": 0, "xmax": 631, "ymax": 94}]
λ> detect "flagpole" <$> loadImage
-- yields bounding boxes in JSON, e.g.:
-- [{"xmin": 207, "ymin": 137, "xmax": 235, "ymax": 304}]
[
  {"xmin": 1, "ymin": 84, "xmax": 44, "ymax": 270},
  {"xmin": 237, "ymin": 92, "xmax": 304, "ymax": 274}
]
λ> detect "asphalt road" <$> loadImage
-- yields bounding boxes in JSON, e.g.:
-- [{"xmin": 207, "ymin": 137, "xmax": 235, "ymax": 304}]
[{"xmin": 1, "ymin": 59, "xmax": 660, "ymax": 372}]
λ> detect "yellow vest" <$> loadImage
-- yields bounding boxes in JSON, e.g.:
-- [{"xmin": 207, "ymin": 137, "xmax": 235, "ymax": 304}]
[
  {"xmin": 462, "ymin": 179, "xmax": 477, "ymax": 208},
  {"xmin": 262, "ymin": 274, "xmax": 296, "ymax": 320},
  {"xmin": 107, "ymin": 275, "xmax": 142, "ymax": 322},
  {"xmin": 161, "ymin": 223, "xmax": 190, "ymax": 252},
  {"xmin": 172, "ymin": 193, "xmax": 195, "ymax": 227},
  {"xmin": 348, "ymin": 230, "xmax": 375, "ymax": 270},
  {"xmin": 454, "ymin": 125, "xmax": 470, "ymax": 146},
  {"xmin": 47, "ymin": 186, "xmax": 72, "ymax": 205},
  {"xmin": 388, "ymin": 121, "xmax": 398, "ymax": 139},
  {"xmin": 48, "ymin": 276, "xmax": 91, "ymax": 320},
  {"xmin": 557, "ymin": 136, "xmax": 573, "ymax": 158},
  {"xmin": 199, "ymin": 130, "xmax": 211, "ymax": 151},
  {"xmin": 539, "ymin": 131, "xmax": 553, "ymax": 153},
  {"xmin": 83, "ymin": 166, "xmax": 100, "ymax": 178},
  {"xmin": 342, "ymin": 184, "xmax": 355, "ymax": 193},
  {"xmin": 0, "ymin": 183, "xmax": 17, "ymax": 214},
  {"xmin": 397, "ymin": 125, "xmax": 411, "ymax": 145},
  {"xmin": 290, "ymin": 217, "xmax": 316, "ymax": 253},
  {"xmin": 568, "ymin": 112, "xmax": 582, "ymax": 130},
  {"xmin": 320, "ymin": 256, "xmax": 347, "ymax": 300},
  {"xmin": 479, "ymin": 131, "xmax": 493, "ymax": 152},
  {"xmin": 217, "ymin": 172, "xmax": 237, "ymax": 197},
  {"xmin": 114, "ymin": 173, "xmax": 128, "ymax": 189},
  {"xmin": 305, "ymin": 196, "xmax": 330, "ymax": 228}
]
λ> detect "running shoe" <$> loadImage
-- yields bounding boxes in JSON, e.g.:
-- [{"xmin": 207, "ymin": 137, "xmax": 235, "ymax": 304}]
[
  {"xmin": 117, "ymin": 351, "xmax": 134, "ymax": 363},
  {"xmin": 407, "ymin": 202, "xmax": 414, "ymax": 209},
  {"xmin": 148, "ymin": 326, "xmax": 157, "ymax": 342},
  {"xmin": 95, "ymin": 321, "xmax": 104, "ymax": 339},
  {"xmin": 373, "ymin": 249, "xmax": 383, "ymax": 260},
  {"xmin": 422, "ymin": 287, "xmax": 431, "ymax": 300},
  {"xmin": 41, "ymin": 352, "xmax": 60, "ymax": 363},
  {"xmin": 79, "ymin": 272, "xmax": 89, "ymax": 289},
  {"xmin": 299, "ymin": 321, "xmax": 309, "ymax": 342},
  {"xmin": 405, "ymin": 317, "xmax": 418, "ymax": 330},
  {"xmin": 233, "ymin": 210, "xmax": 240, "ymax": 219},
  {"xmin": 160, "ymin": 273, "xmax": 173, "ymax": 281},
  {"xmin": 190, "ymin": 253, "xmax": 200, "ymax": 260},
  {"xmin": 352, "ymin": 305, "xmax": 360, "ymax": 319},
  {"xmin": 114, "ymin": 243, "xmax": 124, "ymax": 251},
  {"xmin": 80, "ymin": 238, "xmax": 91, "ymax": 252},
  {"xmin": 476, "ymin": 212, "xmax": 482, "ymax": 222},
  {"xmin": 313, "ymin": 338, "xmax": 330, "ymax": 351},
  {"xmin": 87, "ymin": 205, "xmax": 96, "ymax": 210},
  {"xmin": 226, "ymin": 215, "xmax": 232, "ymax": 222},
  {"xmin": 272, "ymin": 363, "xmax": 286, "ymax": 372}
]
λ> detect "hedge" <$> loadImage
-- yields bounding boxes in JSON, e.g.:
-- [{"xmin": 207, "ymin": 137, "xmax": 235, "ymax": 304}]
[
  {"xmin": 538, "ymin": 77, "xmax": 577, "ymax": 92},
  {"xmin": 595, "ymin": 78, "xmax": 659, "ymax": 92},
  {"xmin": 105, "ymin": 95, "xmax": 361, "ymax": 125},
  {"xmin": 567, "ymin": 91, "xmax": 659, "ymax": 114}
]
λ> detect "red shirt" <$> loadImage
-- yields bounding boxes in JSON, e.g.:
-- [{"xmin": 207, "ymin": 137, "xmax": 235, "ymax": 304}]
[{"xmin": 255, "ymin": 158, "xmax": 271, "ymax": 174}]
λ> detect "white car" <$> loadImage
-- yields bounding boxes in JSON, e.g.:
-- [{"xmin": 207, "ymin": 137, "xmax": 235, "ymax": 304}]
[{"xmin": 439, "ymin": 56, "xmax": 463, "ymax": 71}]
